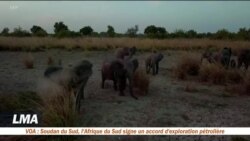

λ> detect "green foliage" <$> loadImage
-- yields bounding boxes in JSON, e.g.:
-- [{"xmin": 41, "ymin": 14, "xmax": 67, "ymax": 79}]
[
  {"xmin": 237, "ymin": 28, "xmax": 250, "ymax": 40},
  {"xmin": 54, "ymin": 21, "xmax": 68, "ymax": 34},
  {"xmin": 1, "ymin": 27, "xmax": 9, "ymax": 36},
  {"xmin": 79, "ymin": 26, "xmax": 93, "ymax": 36},
  {"xmin": 186, "ymin": 30, "xmax": 197, "ymax": 38},
  {"xmin": 107, "ymin": 25, "xmax": 115, "ymax": 37},
  {"xmin": 213, "ymin": 28, "xmax": 234, "ymax": 40},
  {"xmin": 30, "ymin": 25, "xmax": 48, "ymax": 37},
  {"xmin": 173, "ymin": 29, "xmax": 186, "ymax": 38},
  {"xmin": 144, "ymin": 25, "xmax": 167, "ymax": 39},
  {"xmin": 126, "ymin": 25, "xmax": 139, "ymax": 37},
  {"xmin": 11, "ymin": 26, "xmax": 31, "ymax": 37},
  {"xmin": 55, "ymin": 30, "xmax": 80, "ymax": 38}
]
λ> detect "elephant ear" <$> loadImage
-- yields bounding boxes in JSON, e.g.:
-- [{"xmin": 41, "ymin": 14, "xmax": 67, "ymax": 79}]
[
  {"xmin": 157, "ymin": 53, "xmax": 164, "ymax": 62},
  {"xmin": 74, "ymin": 60, "xmax": 93, "ymax": 76}
]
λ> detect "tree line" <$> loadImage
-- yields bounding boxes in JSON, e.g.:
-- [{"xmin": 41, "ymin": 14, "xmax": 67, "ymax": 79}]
[{"xmin": 1, "ymin": 21, "xmax": 250, "ymax": 40}]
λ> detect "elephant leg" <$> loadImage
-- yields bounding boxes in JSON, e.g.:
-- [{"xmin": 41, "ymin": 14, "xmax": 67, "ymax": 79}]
[
  {"xmin": 75, "ymin": 89, "xmax": 82, "ymax": 112},
  {"xmin": 146, "ymin": 63, "xmax": 149, "ymax": 74},
  {"xmin": 238, "ymin": 60, "xmax": 242, "ymax": 69},
  {"xmin": 245, "ymin": 62, "xmax": 249, "ymax": 70},
  {"xmin": 113, "ymin": 79, "xmax": 118, "ymax": 91},
  {"xmin": 101, "ymin": 73, "xmax": 105, "ymax": 89},
  {"xmin": 75, "ymin": 83, "xmax": 85, "ymax": 112},
  {"xmin": 156, "ymin": 62, "xmax": 159, "ymax": 74},
  {"xmin": 152, "ymin": 64, "xmax": 156, "ymax": 75},
  {"xmin": 128, "ymin": 78, "xmax": 138, "ymax": 100}
]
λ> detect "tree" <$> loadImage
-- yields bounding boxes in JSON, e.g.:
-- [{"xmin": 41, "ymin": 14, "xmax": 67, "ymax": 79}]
[
  {"xmin": 214, "ymin": 29, "xmax": 232, "ymax": 39},
  {"xmin": 126, "ymin": 25, "xmax": 139, "ymax": 37},
  {"xmin": 156, "ymin": 27, "xmax": 167, "ymax": 39},
  {"xmin": 186, "ymin": 30, "xmax": 197, "ymax": 38},
  {"xmin": 173, "ymin": 29, "xmax": 186, "ymax": 38},
  {"xmin": 54, "ymin": 22, "xmax": 68, "ymax": 34},
  {"xmin": 12, "ymin": 26, "xmax": 31, "ymax": 37},
  {"xmin": 1, "ymin": 27, "xmax": 9, "ymax": 36},
  {"xmin": 30, "ymin": 25, "xmax": 47, "ymax": 37},
  {"xmin": 237, "ymin": 28, "xmax": 250, "ymax": 40},
  {"xmin": 144, "ymin": 25, "xmax": 167, "ymax": 38},
  {"xmin": 79, "ymin": 26, "xmax": 93, "ymax": 36},
  {"xmin": 107, "ymin": 25, "xmax": 115, "ymax": 37},
  {"xmin": 144, "ymin": 25, "xmax": 158, "ymax": 36}
]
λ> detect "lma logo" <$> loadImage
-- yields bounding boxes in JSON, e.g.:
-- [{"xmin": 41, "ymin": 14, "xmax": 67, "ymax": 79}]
[{"xmin": 12, "ymin": 114, "xmax": 38, "ymax": 124}]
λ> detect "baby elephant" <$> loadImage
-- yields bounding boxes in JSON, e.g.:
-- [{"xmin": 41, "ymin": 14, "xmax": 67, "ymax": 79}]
[
  {"xmin": 44, "ymin": 60, "xmax": 93, "ymax": 112},
  {"xmin": 101, "ymin": 58, "xmax": 139, "ymax": 100},
  {"xmin": 101, "ymin": 59, "xmax": 127, "ymax": 96},
  {"xmin": 115, "ymin": 46, "xmax": 137, "ymax": 59},
  {"xmin": 145, "ymin": 52, "xmax": 164, "ymax": 75}
]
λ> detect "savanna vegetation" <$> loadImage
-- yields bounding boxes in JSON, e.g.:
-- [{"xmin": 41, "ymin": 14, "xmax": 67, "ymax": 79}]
[{"xmin": 0, "ymin": 22, "xmax": 250, "ymax": 51}]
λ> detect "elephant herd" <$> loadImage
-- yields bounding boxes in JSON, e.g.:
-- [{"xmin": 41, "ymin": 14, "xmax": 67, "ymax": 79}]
[
  {"xmin": 201, "ymin": 47, "xmax": 250, "ymax": 70},
  {"xmin": 43, "ymin": 46, "xmax": 164, "ymax": 112},
  {"xmin": 43, "ymin": 46, "xmax": 249, "ymax": 112}
]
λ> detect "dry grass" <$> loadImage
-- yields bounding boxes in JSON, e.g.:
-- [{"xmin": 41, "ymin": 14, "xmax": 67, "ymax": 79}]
[
  {"xmin": 226, "ymin": 69, "xmax": 243, "ymax": 83},
  {"xmin": 133, "ymin": 69, "xmax": 150, "ymax": 95},
  {"xmin": 0, "ymin": 37, "xmax": 250, "ymax": 51},
  {"xmin": 37, "ymin": 78, "xmax": 78, "ymax": 127},
  {"xmin": 199, "ymin": 63, "xmax": 244, "ymax": 85},
  {"xmin": 226, "ymin": 74, "xmax": 250, "ymax": 96},
  {"xmin": 22, "ymin": 53, "xmax": 34, "ymax": 69},
  {"xmin": 199, "ymin": 63, "xmax": 227, "ymax": 84},
  {"xmin": 173, "ymin": 53, "xmax": 200, "ymax": 80}
]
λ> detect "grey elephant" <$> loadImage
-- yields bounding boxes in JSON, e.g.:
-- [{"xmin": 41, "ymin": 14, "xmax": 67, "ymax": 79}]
[
  {"xmin": 145, "ymin": 52, "xmax": 164, "ymax": 75},
  {"xmin": 115, "ymin": 46, "xmax": 137, "ymax": 59},
  {"xmin": 220, "ymin": 47, "xmax": 232, "ymax": 69},
  {"xmin": 101, "ymin": 57, "xmax": 139, "ymax": 99},
  {"xmin": 201, "ymin": 47, "xmax": 232, "ymax": 69},
  {"xmin": 237, "ymin": 49, "xmax": 250, "ymax": 70},
  {"xmin": 44, "ymin": 60, "xmax": 93, "ymax": 112}
]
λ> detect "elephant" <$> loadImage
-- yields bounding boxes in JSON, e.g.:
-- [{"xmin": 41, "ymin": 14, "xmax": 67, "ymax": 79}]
[
  {"xmin": 220, "ymin": 47, "xmax": 232, "ymax": 69},
  {"xmin": 115, "ymin": 46, "xmax": 137, "ymax": 59},
  {"xmin": 145, "ymin": 52, "xmax": 164, "ymax": 75},
  {"xmin": 201, "ymin": 47, "xmax": 232, "ymax": 69},
  {"xmin": 44, "ymin": 60, "xmax": 93, "ymax": 112},
  {"xmin": 101, "ymin": 57, "xmax": 139, "ymax": 99},
  {"xmin": 101, "ymin": 59, "xmax": 127, "ymax": 95},
  {"xmin": 237, "ymin": 49, "xmax": 250, "ymax": 70}
]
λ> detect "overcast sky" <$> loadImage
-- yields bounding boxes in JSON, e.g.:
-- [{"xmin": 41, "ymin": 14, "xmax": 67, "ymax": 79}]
[{"xmin": 0, "ymin": 1, "xmax": 250, "ymax": 34}]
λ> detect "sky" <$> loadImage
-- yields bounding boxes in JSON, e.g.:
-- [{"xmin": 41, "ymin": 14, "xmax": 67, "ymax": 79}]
[{"xmin": 0, "ymin": 1, "xmax": 250, "ymax": 34}]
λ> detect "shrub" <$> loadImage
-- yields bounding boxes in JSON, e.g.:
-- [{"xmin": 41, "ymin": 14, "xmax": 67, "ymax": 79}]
[
  {"xmin": 209, "ymin": 65, "xmax": 227, "ymax": 84},
  {"xmin": 199, "ymin": 63, "xmax": 226, "ymax": 84},
  {"xmin": 227, "ymin": 69, "xmax": 243, "ymax": 83},
  {"xmin": 37, "ymin": 78, "xmax": 79, "ymax": 127},
  {"xmin": 22, "ymin": 53, "xmax": 34, "ymax": 69},
  {"xmin": 133, "ymin": 69, "xmax": 150, "ymax": 95},
  {"xmin": 174, "ymin": 54, "xmax": 200, "ymax": 80}
]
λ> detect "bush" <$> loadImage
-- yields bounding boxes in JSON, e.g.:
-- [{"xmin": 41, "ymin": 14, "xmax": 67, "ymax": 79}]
[
  {"xmin": 174, "ymin": 54, "xmax": 200, "ymax": 80},
  {"xmin": 227, "ymin": 69, "xmax": 243, "ymax": 83},
  {"xmin": 37, "ymin": 78, "xmax": 79, "ymax": 127},
  {"xmin": 133, "ymin": 69, "xmax": 150, "ymax": 95},
  {"xmin": 199, "ymin": 63, "xmax": 226, "ymax": 84}
]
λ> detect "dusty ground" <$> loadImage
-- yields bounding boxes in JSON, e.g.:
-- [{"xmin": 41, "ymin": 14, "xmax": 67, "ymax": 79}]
[{"xmin": 0, "ymin": 50, "xmax": 250, "ymax": 141}]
